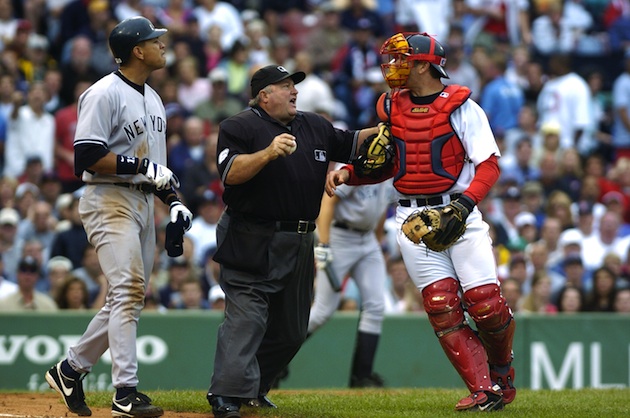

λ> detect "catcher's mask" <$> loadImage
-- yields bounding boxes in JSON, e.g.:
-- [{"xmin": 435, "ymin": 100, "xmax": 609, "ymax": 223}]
[{"xmin": 380, "ymin": 32, "xmax": 449, "ymax": 88}]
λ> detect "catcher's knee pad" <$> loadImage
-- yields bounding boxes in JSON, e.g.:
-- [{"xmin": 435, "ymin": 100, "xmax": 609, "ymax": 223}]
[
  {"xmin": 464, "ymin": 284, "xmax": 512, "ymax": 332},
  {"xmin": 423, "ymin": 278, "xmax": 494, "ymax": 393},
  {"xmin": 464, "ymin": 284, "xmax": 515, "ymax": 366},
  {"xmin": 422, "ymin": 278, "xmax": 465, "ymax": 333}
]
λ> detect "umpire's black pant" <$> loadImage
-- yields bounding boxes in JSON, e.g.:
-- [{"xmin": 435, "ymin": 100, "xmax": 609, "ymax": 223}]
[{"xmin": 209, "ymin": 213, "xmax": 315, "ymax": 399}]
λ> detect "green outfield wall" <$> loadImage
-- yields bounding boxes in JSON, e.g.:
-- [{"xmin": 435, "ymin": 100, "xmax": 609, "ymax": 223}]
[{"xmin": 1, "ymin": 312, "xmax": 629, "ymax": 391}]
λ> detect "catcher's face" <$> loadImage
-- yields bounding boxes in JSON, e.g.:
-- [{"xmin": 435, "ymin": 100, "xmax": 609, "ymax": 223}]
[{"xmin": 380, "ymin": 33, "xmax": 412, "ymax": 88}]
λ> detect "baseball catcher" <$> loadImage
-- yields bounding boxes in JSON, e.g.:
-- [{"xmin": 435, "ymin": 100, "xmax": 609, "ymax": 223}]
[
  {"xmin": 402, "ymin": 195, "xmax": 474, "ymax": 251},
  {"xmin": 352, "ymin": 123, "xmax": 395, "ymax": 178}
]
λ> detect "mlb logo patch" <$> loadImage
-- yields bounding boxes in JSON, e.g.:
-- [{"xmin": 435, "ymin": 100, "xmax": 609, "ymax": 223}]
[{"xmin": 314, "ymin": 150, "xmax": 326, "ymax": 162}]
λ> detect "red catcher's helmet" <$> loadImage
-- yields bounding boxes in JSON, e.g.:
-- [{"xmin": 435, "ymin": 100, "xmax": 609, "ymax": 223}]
[{"xmin": 380, "ymin": 32, "xmax": 449, "ymax": 88}]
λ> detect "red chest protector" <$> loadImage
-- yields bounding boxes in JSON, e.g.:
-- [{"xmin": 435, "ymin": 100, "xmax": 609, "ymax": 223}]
[{"xmin": 383, "ymin": 85, "xmax": 471, "ymax": 195}]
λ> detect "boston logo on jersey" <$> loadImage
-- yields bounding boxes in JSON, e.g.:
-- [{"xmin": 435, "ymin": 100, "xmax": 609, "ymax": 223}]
[{"xmin": 123, "ymin": 115, "xmax": 165, "ymax": 142}]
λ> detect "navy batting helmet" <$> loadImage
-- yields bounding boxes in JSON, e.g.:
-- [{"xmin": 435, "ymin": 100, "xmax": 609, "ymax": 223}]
[{"xmin": 108, "ymin": 16, "xmax": 167, "ymax": 64}]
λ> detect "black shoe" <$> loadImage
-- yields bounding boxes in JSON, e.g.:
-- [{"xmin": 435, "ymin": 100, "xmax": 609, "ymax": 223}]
[
  {"xmin": 207, "ymin": 393, "xmax": 241, "ymax": 418},
  {"xmin": 111, "ymin": 392, "xmax": 163, "ymax": 417},
  {"xmin": 45, "ymin": 361, "xmax": 92, "ymax": 416},
  {"xmin": 245, "ymin": 394, "xmax": 277, "ymax": 408},
  {"xmin": 350, "ymin": 373, "xmax": 385, "ymax": 388}
]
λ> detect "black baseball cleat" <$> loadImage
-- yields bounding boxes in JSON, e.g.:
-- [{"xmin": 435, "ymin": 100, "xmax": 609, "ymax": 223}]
[
  {"xmin": 455, "ymin": 386, "xmax": 504, "ymax": 412},
  {"xmin": 45, "ymin": 361, "xmax": 92, "ymax": 416},
  {"xmin": 207, "ymin": 393, "xmax": 241, "ymax": 418},
  {"xmin": 245, "ymin": 394, "xmax": 277, "ymax": 408},
  {"xmin": 111, "ymin": 392, "xmax": 163, "ymax": 418}
]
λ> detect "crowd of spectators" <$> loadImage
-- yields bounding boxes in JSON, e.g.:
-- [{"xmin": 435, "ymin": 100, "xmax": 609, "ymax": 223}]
[{"xmin": 0, "ymin": 0, "xmax": 628, "ymax": 315}]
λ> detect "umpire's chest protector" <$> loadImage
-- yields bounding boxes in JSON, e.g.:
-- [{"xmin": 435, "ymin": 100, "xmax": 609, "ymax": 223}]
[{"xmin": 388, "ymin": 85, "xmax": 471, "ymax": 195}]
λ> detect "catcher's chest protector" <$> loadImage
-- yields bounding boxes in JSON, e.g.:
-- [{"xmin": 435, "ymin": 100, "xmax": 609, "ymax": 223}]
[{"xmin": 389, "ymin": 85, "xmax": 471, "ymax": 195}]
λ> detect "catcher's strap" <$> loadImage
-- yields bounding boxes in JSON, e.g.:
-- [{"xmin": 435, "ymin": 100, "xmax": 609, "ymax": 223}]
[
  {"xmin": 352, "ymin": 124, "xmax": 395, "ymax": 178},
  {"xmin": 402, "ymin": 195, "xmax": 476, "ymax": 251}
]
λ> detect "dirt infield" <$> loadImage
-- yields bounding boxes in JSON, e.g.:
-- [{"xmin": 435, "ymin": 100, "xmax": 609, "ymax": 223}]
[{"xmin": 0, "ymin": 393, "xmax": 209, "ymax": 418}]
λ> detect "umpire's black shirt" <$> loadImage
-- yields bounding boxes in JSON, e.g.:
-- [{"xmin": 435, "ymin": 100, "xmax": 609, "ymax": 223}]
[{"xmin": 217, "ymin": 106, "xmax": 359, "ymax": 221}]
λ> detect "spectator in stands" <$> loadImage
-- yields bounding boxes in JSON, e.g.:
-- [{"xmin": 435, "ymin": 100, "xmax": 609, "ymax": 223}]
[
  {"xmin": 612, "ymin": 51, "xmax": 630, "ymax": 161},
  {"xmin": 480, "ymin": 51, "xmax": 524, "ymax": 134},
  {"xmin": 49, "ymin": 194, "xmax": 88, "ymax": 269},
  {"xmin": 520, "ymin": 181, "xmax": 546, "ymax": 228},
  {"xmin": 536, "ymin": 54, "xmax": 593, "ymax": 153},
  {"xmin": 499, "ymin": 136, "xmax": 540, "ymax": 185},
  {"xmin": 491, "ymin": 185, "xmax": 523, "ymax": 247},
  {"xmin": 537, "ymin": 151, "xmax": 565, "ymax": 198},
  {"xmin": 582, "ymin": 210, "xmax": 630, "ymax": 273},
  {"xmin": 71, "ymin": 244, "xmax": 105, "ymax": 306},
  {"xmin": 500, "ymin": 277, "xmax": 522, "ymax": 313},
  {"xmin": 46, "ymin": 255, "xmax": 73, "ymax": 304},
  {"xmin": 218, "ymin": 39, "xmax": 252, "ymax": 105},
  {"xmin": 194, "ymin": 67, "xmax": 244, "ymax": 126},
  {"xmin": 4, "ymin": 81, "xmax": 55, "ymax": 179},
  {"xmin": 15, "ymin": 200, "xmax": 56, "ymax": 264},
  {"xmin": 505, "ymin": 104, "xmax": 540, "ymax": 163},
  {"xmin": 173, "ymin": 276, "xmax": 210, "ymax": 310},
  {"xmin": 175, "ymin": 56, "xmax": 211, "ymax": 113},
  {"xmin": 0, "ymin": 207, "xmax": 20, "ymax": 281},
  {"xmin": 187, "ymin": 189, "xmax": 222, "ymax": 266},
  {"xmin": 208, "ymin": 283, "xmax": 225, "ymax": 311},
  {"xmin": 54, "ymin": 275, "xmax": 90, "ymax": 310},
  {"xmin": 155, "ymin": 0, "xmax": 194, "ymax": 38},
  {"xmin": 181, "ymin": 131, "xmax": 221, "ymax": 214},
  {"xmin": 54, "ymin": 79, "xmax": 90, "ymax": 193},
  {"xmin": 0, "ymin": 256, "xmax": 57, "ymax": 311},
  {"xmin": 443, "ymin": 25, "xmax": 481, "ymax": 101},
  {"xmin": 531, "ymin": 0, "xmax": 593, "ymax": 56},
  {"xmin": 585, "ymin": 266, "xmax": 618, "ymax": 312},
  {"xmin": 520, "ymin": 271, "xmax": 557, "ymax": 314},
  {"xmin": 614, "ymin": 287, "xmax": 630, "ymax": 314},
  {"xmin": 545, "ymin": 190, "xmax": 574, "ymax": 231},
  {"xmin": 193, "ymin": 0, "xmax": 244, "ymax": 52},
  {"xmin": 167, "ymin": 115, "xmax": 207, "ymax": 183},
  {"xmin": 556, "ymin": 148, "xmax": 583, "ymax": 202},
  {"xmin": 292, "ymin": 50, "xmax": 336, "ymax": 114},
  {"xmin": 306, "ymin": 1, "xmax": 350, "ymax": 75},
  {"xmin": 554, "ymin": 284, "xmax": 585, "ymax": 313},
  {"xmin": 158, "ymin": 255, "xmax": 196, "ymax": 309},
  {"xmin": 59, "ymin": 35, "xmax": 99, "ymax": 107},
  {"xmin": 536, "ymin": 216, "xmax": 564, "ymax": 268}
]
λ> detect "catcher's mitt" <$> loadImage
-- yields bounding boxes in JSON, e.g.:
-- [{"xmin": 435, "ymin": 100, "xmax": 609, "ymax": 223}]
[
  {"xmin": 353, "ymin": 124, "xmax": 395, "ymax": 178},
  {"xmin": 402, "ymin": 196, "xmax": 475, "ymax": 251}
]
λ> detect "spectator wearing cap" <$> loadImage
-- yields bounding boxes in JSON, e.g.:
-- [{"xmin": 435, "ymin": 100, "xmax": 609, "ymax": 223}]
[
  {"xmin": 158, "ymin": 255, "xmax": 196, "ymax": 308},
  {"xmin": 194, "ymin": 66, "xmax": 244, "ymax": 125},
  {"xmin": 19, "ymin": 33, "xmax": 55, "ymax": 84},
  {"xmin": 4, "ymin": 81, "xmax": 55, "ymax": 180},
  {"xmin": 187, "ymin": 189, "xmax": 222, "ymax": 266},
  {"xmin": 208, "ymin": 283, "xmax": 225, "ymax": 311},
  {"xmin": 549, "ymin": 228, "xmax": 586, "ymax": 291},
  {"xmin": 514, "ymin": 211, "xmax": 538, "ymax": 245},
  {"xmin": 49, "ymin": 194, "xmax": 88, "ymax": 269},
  {"xmin": 531, "ymin": 121, "xmax": 562, "ymax": 167},
  {"xmin": 46, "ymin": 255, "xmax": 73, "ymax": 303},
  {"xmin": 180, "ymin": 130, "xmax": 221, "ymax": 213},
  {"xmin": 499, "ymin": 136, "xmax": 540, "ymax": 186},
  {"xmin": 14, "ymin": 182, "xmax": 39, "ymax": 218},
  {"xmin": 582, "ymin": 210, "xmax": 630, "ymax": 274},
  {"xmin": 559, "ymin": 253, "xmax": 588, "ymax": 293},
  {"xmin": 491, "ymin": 185, "xmax": 523, "ymax": 247},
  {"xmin": 0, "ymin": 207, "xmax": 20, "ymax": 281},
  {"xmin": 0, "ymin": 256, "xmax": 57, "ymax": 311}
]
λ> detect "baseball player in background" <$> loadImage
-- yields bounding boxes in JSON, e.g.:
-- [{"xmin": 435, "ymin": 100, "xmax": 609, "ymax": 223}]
[
  {"xmin": 44, "ymin": 16, "xmax": 192, "ymax": 418},
  {"xmin": 309, "ymin": 167, "xmax": 394, "ymax": 387},
  {"xmin": 326, "ymin": 32, "xmax": 516, "ymax": 412}
]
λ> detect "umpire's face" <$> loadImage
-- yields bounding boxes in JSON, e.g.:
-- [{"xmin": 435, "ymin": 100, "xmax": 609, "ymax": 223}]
[
  {"xmin": 137, "ymin": 37, "xmax": 167, "ymax": 70},
  {"xmin": 261, "ymin": 80, "xmax": 299, "ymax": 125}
]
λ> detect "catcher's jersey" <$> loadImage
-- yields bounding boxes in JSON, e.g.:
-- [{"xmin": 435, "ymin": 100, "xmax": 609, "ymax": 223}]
[{"xmin": 74, "ymin": 72, "xmax": 167, "ymax": 183}]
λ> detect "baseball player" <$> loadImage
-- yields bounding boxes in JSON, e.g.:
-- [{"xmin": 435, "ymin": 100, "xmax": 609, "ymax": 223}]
[
  {"xmin": 44, "ymin": 16, "xmax": 192, "ymax": 418},
  {"xmin": 309, "ymin": 167, "xmax": 394, "ymax": 387},
  {"xmin": 326, "ymin": 32, "xmax": 516, "ymax": 412}
]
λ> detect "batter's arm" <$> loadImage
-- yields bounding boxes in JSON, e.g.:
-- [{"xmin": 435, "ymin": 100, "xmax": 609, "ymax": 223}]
[{"xmin": 224, "ymin": 132, "xmax": 297, "ymax": 185}]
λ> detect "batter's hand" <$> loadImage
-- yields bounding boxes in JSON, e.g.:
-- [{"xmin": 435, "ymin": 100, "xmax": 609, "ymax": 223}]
[
  {"xmin": 325, "ymin": 168, "xmax": 350, "ymax": 197},
  {"xmin": 170, "ymin": 201, "xmax": 192, "ymax": 231},
  {"xmin": 266, "ymin": 133, "xmax": 297, "ymax": 159},
  {"xmin": 139, "ymin": 158, "xmax": 180, "ymax": 190},
  {"xmin": 314, "ymin": 243, "xmax": 333, "ymax": 270}
]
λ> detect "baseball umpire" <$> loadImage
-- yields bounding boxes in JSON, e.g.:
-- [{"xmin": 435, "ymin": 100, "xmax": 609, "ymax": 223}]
[
  {"xmin": 44, "ymin": 16, "xmax": 192, "ymax": 417},
  {"xmin": 326, "ymin": 32, "xmax": 516, "ymax": 412},
  {"xmin": 206, "ymin": 64, "xmax": 380, "ymax": 418}
]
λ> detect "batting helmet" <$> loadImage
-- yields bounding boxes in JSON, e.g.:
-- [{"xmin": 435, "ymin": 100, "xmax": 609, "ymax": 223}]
[
  {"xmin": 109, "ymin": 16, "xmax": 167, "ymax": 64},
  {"xmin": 380, "ymin": 32, "xmax": 449, "ymax": 88}
]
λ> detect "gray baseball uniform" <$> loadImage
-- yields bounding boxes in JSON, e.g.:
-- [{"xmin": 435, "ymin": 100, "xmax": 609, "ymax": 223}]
[
  {"xmin": 309, "ymin": 176, "xmax": 395, "ymax": 335},
  {"xmin": 68, "ymin": 73, "xmax": 167, "ymax": 388}
]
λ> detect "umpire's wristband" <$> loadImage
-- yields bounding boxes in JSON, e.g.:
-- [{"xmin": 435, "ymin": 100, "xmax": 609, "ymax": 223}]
[{"xmin": 116, "ymin": 155, "xmax": 140, "ymax": 174}]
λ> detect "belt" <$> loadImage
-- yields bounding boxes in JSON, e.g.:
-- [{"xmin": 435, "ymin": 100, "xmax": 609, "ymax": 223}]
[
  {"xmin": 112, "ymin": 182, "xmax": 157, "ymax": 194},
  {"xmin": 333, "ymin": 222, "xmax": 370, "ymax": 234},
  {"xmin": 399, "ymin": 193, "xmax": 461, "ymax": 207},
  {"xmin": 275, "ymin": 220, "xmax": 316, "ymax": 234}
]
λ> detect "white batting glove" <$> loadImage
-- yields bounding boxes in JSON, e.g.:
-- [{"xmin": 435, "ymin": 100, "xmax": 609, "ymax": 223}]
[
  {"xmin": 169, "ymin": 201, "xmax": 192, "ymax": 231},
  {"xmin": 139, "ymin": 158, "xmax": 180, "ymax": 190},
  {"xmin": 314, "ymin": 243, "xmax": 332, "ymax": 270}
]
